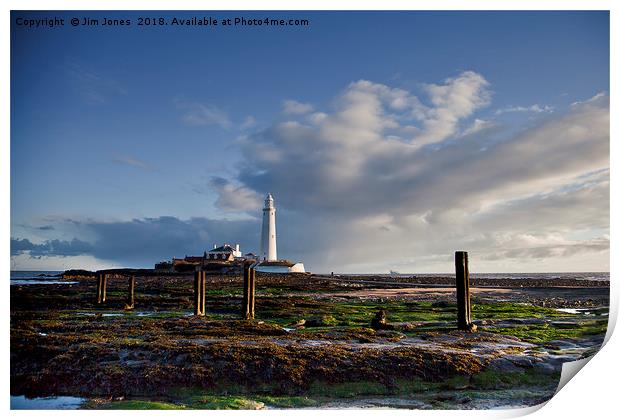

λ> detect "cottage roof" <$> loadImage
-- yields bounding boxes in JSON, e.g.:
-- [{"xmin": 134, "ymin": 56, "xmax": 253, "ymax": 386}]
[{"xmin": 208, "ymin": 244, "xmax": 235, "ymax": 253}]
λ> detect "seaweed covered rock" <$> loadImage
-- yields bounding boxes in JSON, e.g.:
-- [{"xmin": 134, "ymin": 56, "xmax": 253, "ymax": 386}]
[
  {"xmin": 371, "ymin": 310, "xmax": 394, "ymax": 330},
  {"xmin": 305, "ymin": 315, "xmax": 338, "ymax": 327}
]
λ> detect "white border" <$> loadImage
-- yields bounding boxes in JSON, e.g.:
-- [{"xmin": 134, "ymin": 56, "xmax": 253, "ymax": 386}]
[{"xmin": 3, "ymin": 1, "xmax": 616, "ymax": 420}]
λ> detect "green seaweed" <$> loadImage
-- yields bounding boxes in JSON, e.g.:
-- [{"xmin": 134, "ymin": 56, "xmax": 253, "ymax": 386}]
[
  {"xmin": 98, "ymin": 400, "xmax": 183, "ymax": 409},
  {"xmin": 471, "ymin": 369, "xmax": 560, "ymax": 390}
]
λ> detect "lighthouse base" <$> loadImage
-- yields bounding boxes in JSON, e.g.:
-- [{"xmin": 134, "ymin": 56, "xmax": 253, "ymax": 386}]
[{"xmin": 255, "ymin": 260, "xmax": 306, "ymax": 273}]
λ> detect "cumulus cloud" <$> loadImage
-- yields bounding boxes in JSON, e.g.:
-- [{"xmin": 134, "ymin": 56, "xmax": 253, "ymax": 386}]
[
  {"xmin": 209, "ymin": 177, "xmax": 262, "ymax": 212},
  {"xmin": 282, "ymin": 99, "xmax": 314, "ymax": 115},
  {"xmin": 415, "ymin": 71, "xmax": 491, "ymax": 145},
  {"xmin": 227, "ymin": 79, "xmax": 608, "ymax": 272}
]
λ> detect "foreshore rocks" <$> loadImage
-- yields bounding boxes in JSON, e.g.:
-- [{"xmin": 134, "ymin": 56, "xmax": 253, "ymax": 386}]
[
  {"xmin": 11, "ymin": 272, "xmax": 608, "ymax": 406},
  {"xmin": 11, "ymin": 332, "xmax": 486, "ymax": 398}
]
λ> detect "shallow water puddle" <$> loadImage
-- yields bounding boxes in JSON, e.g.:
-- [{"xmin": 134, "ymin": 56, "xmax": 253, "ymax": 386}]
[
  {"xmin": 76, "ymin": 312, "xmax": 127, "ymax": 317},
  {"xmin": 11, "ymin": 395, "xmax": 85, "ymax": 409},
  {"xmin": 11, "ymin": 280, "xmax": 78, "ymax": 286}
]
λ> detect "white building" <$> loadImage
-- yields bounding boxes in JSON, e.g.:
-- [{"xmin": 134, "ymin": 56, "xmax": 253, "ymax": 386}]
[
  {"xmin": 205, "ymin": 244, "xmax": 241, "ymax": 261},
  {"xmin": 260, "ymin": 193, "xmax": 277, "ymax": 261},
  {"xmin": 256, "ymin": 193, "xmax": 306, "ymax": 273}
]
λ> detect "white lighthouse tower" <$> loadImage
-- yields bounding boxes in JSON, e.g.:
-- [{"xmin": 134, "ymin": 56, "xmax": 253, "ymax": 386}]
[{"xmin": 260, "ymin": 193, "xmax": 277, "ymax": 261}]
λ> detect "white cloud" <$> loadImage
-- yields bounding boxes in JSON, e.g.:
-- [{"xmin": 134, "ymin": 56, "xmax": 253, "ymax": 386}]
[
  {"xmin": 174, "ymin": 98, "xmax": 231, "ymax": 128},
  {"xmin": 113, "ymin": 155, "xmax": 151, "ymax": 170},
  {"xmin": 240, "ymin": 115, "xmax": 257, "ymax": 130},
  {"xmin": 495, "ymin": 104, "xmax": 554, "ymax": 115},
  {"xmin": 223, "ymin": 76, "xmax": 609, "ymax": 272},
  {"xmin": 461, "ymin": 119, "xmax": 494, "ymax": 136},
  {"xmin": 308, "ymin": 112, "xmax": 328, "ymax": 124},
  {"xmin": 65, "ymin": 59, "xmax": 127, "ymax": 105},
  {"xmin": 571, "ymin": 91, "xmax": 607, "ymax": 107},
  {"xmin": 414, "ymin": 71, "xmax": 491, "ymax": 146},
  {"xmin": 282, "ymin": 99, "xmax": 314, "ymax": 115},
  {"xmin": 209, "ymin": 177, "xmax": 262, "ymax": 213}
]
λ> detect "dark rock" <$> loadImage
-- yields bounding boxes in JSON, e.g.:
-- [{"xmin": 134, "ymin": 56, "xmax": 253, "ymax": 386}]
[
  {"xmin": 458, "ymin": 396, "xmax": 472, "ymax": 404},
  {"xmin": 533, "ymin": 362, "xmax": 558, "ymax": 374},
  {"xmin": 504, "ymin": 355, "xmax": 536, "ymax": 368},
  {"xmin": 487, "ymin": 357, "xmax": 525, "ymax": 373},
  {"xmin": 371, "ymin": 310, "xmax": 394, "ymax": 330}
]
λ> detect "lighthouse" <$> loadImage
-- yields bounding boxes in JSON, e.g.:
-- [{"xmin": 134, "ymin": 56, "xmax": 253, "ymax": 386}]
[{"xmin": 260, "ymin": 193, "xmax": 277, "ymax": 261}]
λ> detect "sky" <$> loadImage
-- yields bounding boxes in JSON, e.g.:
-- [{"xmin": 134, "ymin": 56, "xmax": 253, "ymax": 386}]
[{"xmin": 10, "ymin": 11, "xmax": 610, "ymax": 273}]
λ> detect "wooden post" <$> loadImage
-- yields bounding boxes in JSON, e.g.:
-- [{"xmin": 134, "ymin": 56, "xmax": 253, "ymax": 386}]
[
  {"xmin": 201, "ymin": 271, "xmax": 207, "ymax": 315},
  {"xmin": 193, "ymin": 270, "xmax": 202, "ymax": 316},
  {"xmin": 242, "ymin": 262, "xmax": 251, "ymax": 319},
  {"xmin": 101, "ymin": 274, "xmax": 108, "ymax": 303},
  {"xmin": 455, "ymin": 251, "xmax": 475, "ymax": 331},
  {"xmin": 125, "ymin": 276, "xmax": 135, "ymax": 310},
  {"xmin": 96, "ymin": 273, "xmax": 103, "ymax": 304},
  {"xmin": 249, "ymin": 267, "xmax": 256, "ymax": 320},
  {"xmin": 194, "ymin": 270, "xmax": 205, "ymax": 316}
]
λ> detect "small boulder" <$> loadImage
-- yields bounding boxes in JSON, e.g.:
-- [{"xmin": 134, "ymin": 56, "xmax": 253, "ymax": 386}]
[{"xmin": 371, "ymin": 310, "xmax": 394, "ymax": 330}]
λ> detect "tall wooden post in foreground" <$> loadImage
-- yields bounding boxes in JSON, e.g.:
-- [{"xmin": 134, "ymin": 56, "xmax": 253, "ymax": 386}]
[
  {"xmin": 249, "ymin": 268, "xmax": 256, "ymax": 319},
  {"xmin": 102, "ymin": 274, "xmax": 108, "ymax": 303},
  {"xmin": 125, "ymin": 276, "xmax": 135, "ymax": 310},
  {"xmin": 242, "ymin": 262, "xmax": 256, "ymax": 320},
  {"xmin": 194, "ymin": 270, "xmax": 205, "ymax": 316},
  {"xmin": 96, "ymin": 273, "xmax": 102, "ymax": 303},
  {"xmin": 455, "ymin": 251, "xmax": 475, "ymax": 331},
  {"xmin": 96, "ymin": 273, "xmax": 108, "ymax": 304},
  {"xmin": 201, "ymin": 271, "xmax": 207, "ymax": 315}
]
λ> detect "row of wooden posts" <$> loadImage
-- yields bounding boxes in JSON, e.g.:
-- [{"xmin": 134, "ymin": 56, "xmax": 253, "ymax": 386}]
[
  {"xmin": 96, "ymin": 273, "xmax": 135, "ymax": 309},
  {"xmin": 95, "ymin": 262, "xmax": 258, "ymax": 320},
  {"xmin": 94, "ymin": 253, "xmax": 474, "ymax": 330}
]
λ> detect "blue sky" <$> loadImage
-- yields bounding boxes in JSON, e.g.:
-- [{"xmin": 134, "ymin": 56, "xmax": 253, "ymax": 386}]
[{"xmin": 11, "ymin": 11, "xmax": 609, "ymax": 272}]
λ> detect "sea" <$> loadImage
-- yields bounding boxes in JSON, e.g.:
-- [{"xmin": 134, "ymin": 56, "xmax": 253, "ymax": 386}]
[
  {"xmin": 9, "ymin": 270, "xmax": 610, "ymax": 285},
  {"xmin": 10, "ymin": 270, "xmax": 66, "ymax": 286},
  {"xmin": 391, "ymin": 272, "xmax": 610, "ymax": 282}
]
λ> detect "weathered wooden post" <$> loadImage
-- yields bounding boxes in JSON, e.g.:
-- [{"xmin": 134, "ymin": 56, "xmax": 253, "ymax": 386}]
[
  {"xmin": 96, "ymin": 272, "xmax": 103, "ymax": 304},
  {"xmin": 201, "ymin": 270, "xmax": 207, "ymax": 315},
  {"xmin": 249, "ymin": 266, "xmax": 256, "ymax": 319},
  {"xmin": 97, "ymin": 273, "xmax": 108, "ymax": 303},
  {"xmin": 242, "ymin": 262, "xmax": 252, "ymax": 319},
  {"xmin": 455, "ymin": 251, "xmax": 475, "ymax": 331},
  {"xmin": 194, "ymin": 269, "xmax": 205, "ymax": 316},
  {"xmin": 125, "ymin": 276, "xmax": 135, "ymax": 310},
  {"xmin": 193, "ymin": 270, "xmax": 199, "ymax": 315}
]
